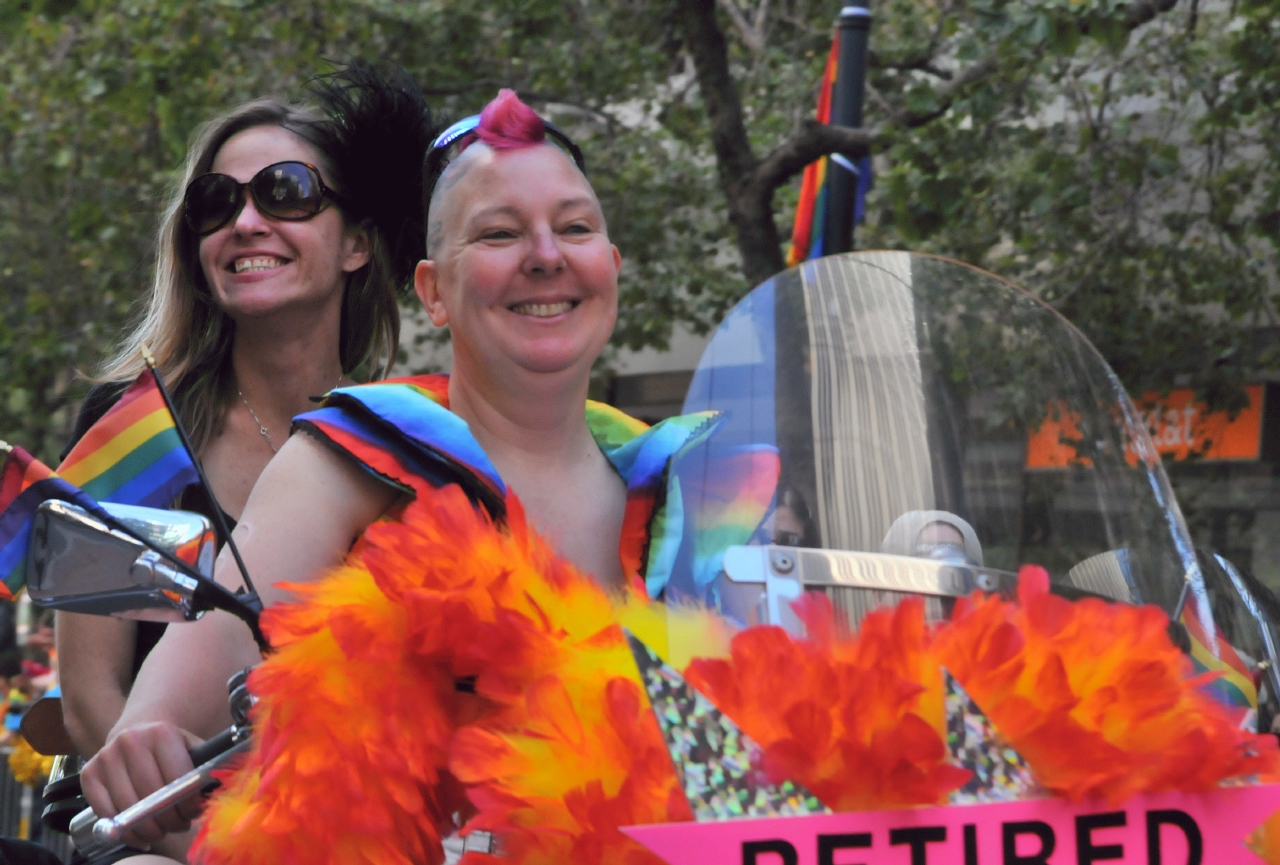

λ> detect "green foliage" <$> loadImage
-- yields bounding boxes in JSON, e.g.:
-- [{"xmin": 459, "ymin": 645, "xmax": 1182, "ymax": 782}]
[
  {"xmin": 2, "ymin": 0, "xmax": 1278, "ymax": 464},
  {"xmin": 0, "ymin": 0, "xmax": 707, "ymax": 460},
  {"xmin": 858, "ymin": 0, "xmax": 1280, "ymax": 413}
]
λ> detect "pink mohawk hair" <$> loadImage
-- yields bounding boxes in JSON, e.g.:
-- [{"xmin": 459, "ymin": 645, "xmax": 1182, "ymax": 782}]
[{"xmin": 462, "ymin": 89, "xmax": 546, "ymax": 152}]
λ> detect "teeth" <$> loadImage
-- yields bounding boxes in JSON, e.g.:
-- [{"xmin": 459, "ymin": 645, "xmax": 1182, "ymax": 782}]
[
  {"xmin": 510, "ymin": 301, "xmax": 575, "ymax": 317},
  {"xmin": 234, "ymin": 256, "xmax": 285, "ymax": 273}
]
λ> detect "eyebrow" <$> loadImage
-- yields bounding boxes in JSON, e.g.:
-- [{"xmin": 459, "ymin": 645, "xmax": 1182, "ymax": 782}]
[{"xmin": 467, "ymin": 197, "xmax": 600, "ymax": 223}]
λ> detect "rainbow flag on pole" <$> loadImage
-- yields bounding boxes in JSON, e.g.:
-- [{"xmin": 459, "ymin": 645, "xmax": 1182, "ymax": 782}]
[
  {"xmin": 786, "ymin": 34, "xmax": 874, "ymax": 266},
  {"xmin": 57, "ymin": 369, "xmax": 199, "ymax": 507},
  {"xmin": 0, "ymin": 444, "xmax": 111, "ymax": 599},
  {"xmin": 1182, "ymin": 602, "xmax": 1259, "ymax": 715},
  {"xmin": 0, "ymin": 368, "xmax": 199, "ymax": 597},
  {"xmin": 786, "ymin": 41, "xmax": 838, "ymax": 267}
]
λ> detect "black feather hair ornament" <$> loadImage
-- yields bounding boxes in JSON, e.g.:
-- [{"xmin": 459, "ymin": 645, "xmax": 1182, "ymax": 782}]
[{"xmin": 309, "ymin": 62, "xmax": 436, "ymax": 294}]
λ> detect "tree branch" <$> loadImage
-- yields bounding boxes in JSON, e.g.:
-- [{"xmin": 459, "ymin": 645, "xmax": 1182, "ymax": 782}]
[
  {"xmin": 890, "ymin": 57, "xmax": 999, "ymax": 128},
  {"xmin": 886, "ymin": 0, "xmax": 1178, "ymax": 129},
  {"xmin": 869, "ymin": 50, "xmax": 953, "ymax": 79},
  {"xmin": 680, "ymin": 0, "xmax": 788, "ymax": 282},
  {"xmin": 716, "ymin": 0, "xmax": 762, "ymax": 52},
  {"xmin": 747, "ymin": 120, "xmax": 875, "ymax": 201},
  {"xmin": 680, "ymin": 0, "xmax": 757, "ymax": 185}
]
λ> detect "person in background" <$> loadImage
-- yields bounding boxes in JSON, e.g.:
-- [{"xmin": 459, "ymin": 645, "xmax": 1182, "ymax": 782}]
[
  {"xmin": 881, "ymin": 509, "xmax": 984, "ymax": 567},
  {"xmin": 53, "ymin": 63, "xmax": 434, "ymax": 845},
  {"xmin": 765, "ymin": 484, "xmax": 817, "ymax": 547}
]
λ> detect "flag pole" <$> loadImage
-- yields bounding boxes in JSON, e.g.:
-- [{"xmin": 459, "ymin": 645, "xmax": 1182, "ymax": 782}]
[
  {"xmin": 140, "ymin": 347, "xmax": 258, "ymax": 599},
  {"xmin": 821, "ymin": 3, "xmax": 872, "ymax": 255}
]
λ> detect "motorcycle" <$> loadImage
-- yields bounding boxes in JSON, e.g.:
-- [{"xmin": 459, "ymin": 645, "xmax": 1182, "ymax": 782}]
[{"xmin": 24, "ymin": 251, "xmax": 1280, "ymax": 861}]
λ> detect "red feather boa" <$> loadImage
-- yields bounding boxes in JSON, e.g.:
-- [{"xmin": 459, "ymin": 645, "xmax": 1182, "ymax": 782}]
[{"xmin": 191, "ymin": 489, "xmax": 1280, "ymax": 864}]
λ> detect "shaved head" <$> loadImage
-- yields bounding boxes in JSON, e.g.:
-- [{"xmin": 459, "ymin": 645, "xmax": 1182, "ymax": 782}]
[{"xmin": 426, "ymin": 144, "xmax": 488, "ymax": 257}]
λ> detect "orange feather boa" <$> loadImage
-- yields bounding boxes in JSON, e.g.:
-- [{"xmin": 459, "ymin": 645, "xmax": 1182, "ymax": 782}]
[{"xmin": 191, "ymin": 487, "xmax": 1280, "ymax": 864}]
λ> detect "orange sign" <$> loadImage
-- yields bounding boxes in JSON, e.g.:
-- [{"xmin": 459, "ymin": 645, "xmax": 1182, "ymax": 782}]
[
  {"xmin": 1026, "ymin": 385, "xmax": 1264, "ymax": 469},
  {"xmin": 1025, "ymin": 405, "xmax": 1092, "ymax": 469}
]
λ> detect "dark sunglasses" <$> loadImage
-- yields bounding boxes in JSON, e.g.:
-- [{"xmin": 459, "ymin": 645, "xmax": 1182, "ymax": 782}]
[
  {"xmin": 422, "ymin": 114, "xmax": 586, "ymax": 220},
  {"xmin": 183, "ymin": 161, "xmax": 350, "ymax": 237}
]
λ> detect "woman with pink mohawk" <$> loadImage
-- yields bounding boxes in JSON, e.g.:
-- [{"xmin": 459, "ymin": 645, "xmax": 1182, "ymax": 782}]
[
  {"xmin": 414, "ymin": 89, "xmax": 630, "ymax": 590},
  {"xmin": 80, "ymin": 89, "xmax": 721, "ymax": 862}
]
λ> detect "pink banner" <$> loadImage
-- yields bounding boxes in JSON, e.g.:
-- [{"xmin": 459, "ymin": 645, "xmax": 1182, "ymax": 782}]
[{"xmin": 623, "ymin": 784, "xmax": 1280, "ymax": 865}]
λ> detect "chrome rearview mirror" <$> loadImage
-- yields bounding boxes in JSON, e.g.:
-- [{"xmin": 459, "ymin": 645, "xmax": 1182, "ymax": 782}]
[{"xmin": 27, "ymin": 500, "xmax": 216, "ymax": 621}]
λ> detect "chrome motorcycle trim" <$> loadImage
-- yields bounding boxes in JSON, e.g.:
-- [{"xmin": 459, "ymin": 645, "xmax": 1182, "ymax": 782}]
[
  {"xmin": 723, "ymin": 545, "xmax": 1016, "ymax": 597},
  {"xmin": 722, "ymin": 545, "xmax": 1124, "ymax": 635}
]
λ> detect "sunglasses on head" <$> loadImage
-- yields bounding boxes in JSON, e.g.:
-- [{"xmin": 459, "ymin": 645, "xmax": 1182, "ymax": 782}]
[
  {"xmin": 422, "ymin": 114, "xmax": 586, "ymax": 219},
  {"xmin": 183, "ymin": 161, "xmax": 350, "ymax": 237}
]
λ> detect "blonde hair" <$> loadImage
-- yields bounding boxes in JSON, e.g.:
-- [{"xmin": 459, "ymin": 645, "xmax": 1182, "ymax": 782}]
[{"xmin": 98, "ymin": 99, "xmax": 401, "ymax": 453}]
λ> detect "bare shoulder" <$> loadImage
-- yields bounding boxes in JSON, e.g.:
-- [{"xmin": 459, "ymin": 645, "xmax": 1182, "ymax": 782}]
[
  {"xmin": 252, "ymin": 429, "xmax": 394, "ymax": 509},
  {"xmin": 218, "ymin": 430, "xmax": 403, "ymax": 606}
]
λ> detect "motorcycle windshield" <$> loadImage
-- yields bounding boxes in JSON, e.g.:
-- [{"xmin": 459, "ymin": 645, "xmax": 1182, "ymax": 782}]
[{"xmin": 665, "ymin": 251, "xmax": 1204, "ymax": 632}]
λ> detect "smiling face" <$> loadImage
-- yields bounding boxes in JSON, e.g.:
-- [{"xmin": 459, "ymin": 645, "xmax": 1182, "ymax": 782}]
[
  {"xmin": 416, "ymin": 143, "xmax": 621, "ymax": 384},
  {"xmin": 196, "ymin": 125, "xmax": 369, "ymax": 320}
]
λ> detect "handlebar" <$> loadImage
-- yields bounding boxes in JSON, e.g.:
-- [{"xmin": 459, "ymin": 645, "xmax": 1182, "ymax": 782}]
[
  {"xmin": 51, "ymin": 666, "xmax": 257, "ymax": 855},
  {"xmin": 43, "ymin": 722, "xmax": 241, "ymax": 835},
  {"xmin": 66, "ymin": 725, "xmax": 251, "ymax": 858},
  {"xmin": 187, "ymin": 725, "xmax": 239, "ymax": 768},
  {"xmin": 74, "ymin": 736, "xmax": 253, "ymax": 854}
]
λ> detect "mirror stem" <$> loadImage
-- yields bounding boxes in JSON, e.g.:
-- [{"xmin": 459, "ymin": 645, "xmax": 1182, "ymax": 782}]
[
  {"xmin": 86, "ymin": 506, "xmax": 265, "ymax": 645},
  {"xmin": 91, "ymin": 509, "xmax": 219, "ymax": 597},
  {"xmin": 140, "ymin": 346, "xmax": 258, "ymax": 598},
  {"xmin": 98, "ymin": 508, "xmax": 268, "ymax": 651}
]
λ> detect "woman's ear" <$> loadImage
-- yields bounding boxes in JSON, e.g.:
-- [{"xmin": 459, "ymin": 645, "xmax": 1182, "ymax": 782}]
[
  {"xmin": 415, "ymin": 260, "xmax": 449, "ymax": 327},
  {"xmin": 341, "ymin": 222, "xmax": 372, "ymax": 274}
]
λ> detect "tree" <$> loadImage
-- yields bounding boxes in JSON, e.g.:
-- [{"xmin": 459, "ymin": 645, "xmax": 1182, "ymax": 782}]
[
  {"xmin": 0, "ymin": 0, "xmax": 703, "ymax": 460},
  {"xmin": 677, "ymin": 0, "xmax": 1181, "ymax": 285},
  {"xmin": 673, "ymin": 0, "xmax": 1280, "ymax": 412},
  {"xmin": 1, "ymin": 0, "xmax": 1277, "ymax": 465}
]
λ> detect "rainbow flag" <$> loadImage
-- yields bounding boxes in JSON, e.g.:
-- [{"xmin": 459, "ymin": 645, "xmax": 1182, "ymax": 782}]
[
  {"xmin": 57, "ymin": 369, "xmax": 199, "ymax": 507},
  {"xmin": 0, "ymin": 444, "xmax": 111, "ymax": 599},
  {"xmin": 0, "ymin": 368, "xmax": 199, "ymax": 597},
  {"xmin": 1182, "ymin": 602, "xmax": 1258, "ymax": 714},
  {"xmin": 786, "ymin": 34, "xmax": 874, "ymax": 266},
  {"xmin": 786, "ymin": 41, "xmax": 838, "ymax": 267}
]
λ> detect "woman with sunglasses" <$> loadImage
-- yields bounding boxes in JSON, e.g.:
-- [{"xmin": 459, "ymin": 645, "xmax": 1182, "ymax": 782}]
[
  {"xmin": 58, "ymin": 66, "xmax": 433, "ymax": 859},
  {"xmin": 78, "ymin": 89, "xmax": 731, "ymax": 863}
]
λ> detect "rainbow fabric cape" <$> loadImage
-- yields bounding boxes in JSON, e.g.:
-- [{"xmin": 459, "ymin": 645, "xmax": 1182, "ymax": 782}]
[
  {"xmin": 0, "ymin": 369, "xmax": 199, "ymax": 597},
  {"xmin": 0, "ymin": 444, "xmax": 111, "ymax": 600},
  {"xmin": 294, "ymin": 374, "xmax": 774, "ymax": 599},
  {"xmin": 785, "ymin": 34, "xmax": 873, "ymax": 266}
]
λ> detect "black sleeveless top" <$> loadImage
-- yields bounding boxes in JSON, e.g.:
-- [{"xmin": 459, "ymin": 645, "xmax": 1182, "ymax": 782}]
[{"xmin": 62, "ymin": 383, "xmax": 237, "ymax": 678}]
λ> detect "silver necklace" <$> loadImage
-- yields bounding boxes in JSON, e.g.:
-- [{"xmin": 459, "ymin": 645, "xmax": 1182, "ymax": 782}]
[{"xmin": 239, "ymin": 374, "xmax": 343, "ymax": 454}]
